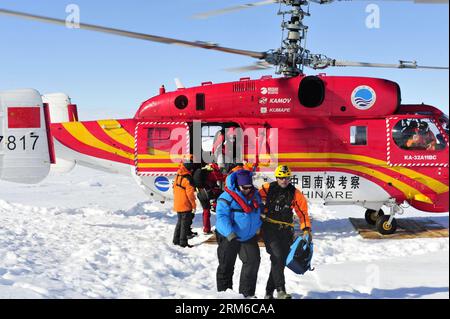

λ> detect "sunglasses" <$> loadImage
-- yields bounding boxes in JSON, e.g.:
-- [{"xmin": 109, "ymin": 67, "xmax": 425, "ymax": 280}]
[
  {"xmin": 240, "ymin": 186, "xmax": 253, "ymax": 190},
  {"xmin": 277, "ymin": 177, "xmax": 290, "ymax": 181}
]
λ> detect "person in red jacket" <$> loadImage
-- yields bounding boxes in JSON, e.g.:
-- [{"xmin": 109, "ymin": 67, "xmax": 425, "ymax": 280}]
[{"xmin": 194, "ymin": 163, "xmax": 226, "ymax": 234}]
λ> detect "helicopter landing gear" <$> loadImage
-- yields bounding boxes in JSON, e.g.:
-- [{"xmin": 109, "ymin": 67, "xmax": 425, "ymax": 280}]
[
  {"xmin": 376, "ymin": 215, "xmax": 398, "ymax": 235},
  {"xmin": 364, "ymin": 209, "xmax": 385, "ymax": 226},
  {"xmin": 375, "ymin": 204, "xmax": 404, "ymax": 235}
]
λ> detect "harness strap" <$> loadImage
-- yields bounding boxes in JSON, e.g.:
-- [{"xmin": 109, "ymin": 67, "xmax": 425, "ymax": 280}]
[
  {"xmin": 175, "ymin": 175, "xmax": 186, "ymax": 190},
  {"xmin": 261, "ymin": 214, "xmax": 295, "ymax": 228},
  {"xmin": 175, "ymin": 174, "xmax": 193, "ymax": 190},
  {"xmin": 217, "ymin": 198, "xmax": 231, "ymax": 205},
  {"xmin": 224, "ymin": 187, "xmax": 259, "ymax": 214}
]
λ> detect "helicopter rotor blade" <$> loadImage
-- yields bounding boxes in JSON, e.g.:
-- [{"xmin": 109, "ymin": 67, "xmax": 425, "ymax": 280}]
[
  {"xmin": 193, "ymin": 0, "xmax": 448, "ymax": 20},
  {"xmin": 192, "ymin": 0, "xmax": 278, "ymax": 19},
  {"xmin": 314, "ymin": 0, "xmax": 449, "ymax": 4},
  {"xmin": 413, "ymin": 0, "xmax": 449, "ymax": 3},
  {"xmin": 320, "ymin": 59, "xmax": 449, "ymax": 70},
  {"xmin": 224, "ymin": 61, "xmax": 274, "ymax": 72},
  {"xmin": 0, "ymin": 8, "xmax": 266, "ymax": 60}
]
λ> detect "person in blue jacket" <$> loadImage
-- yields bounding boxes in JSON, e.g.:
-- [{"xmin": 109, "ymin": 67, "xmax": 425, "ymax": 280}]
[{"xmin": 215, "ymin": 169, "xmax": 262, "ymax": 298}]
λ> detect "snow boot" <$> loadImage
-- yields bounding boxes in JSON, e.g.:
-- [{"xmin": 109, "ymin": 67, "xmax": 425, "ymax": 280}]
[
  {"xmin": 187, "ymin": 233, "xmax": 198, "ymax": 240},
  {"xmin": 264, "ymin": 293, "xmax": 274, "ymax": 300},
  {"xmin": 276, "ymin": 290, "xmax": 292, "ymax": 299}
]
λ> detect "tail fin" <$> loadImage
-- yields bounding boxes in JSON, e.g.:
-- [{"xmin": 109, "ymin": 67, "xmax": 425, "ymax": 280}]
[
  {"xmin": 42, "ymin": 93, "xmax": 77, "ymax": 174},
  {"xmin": 42, "ymin": 93, "xmax": 78, "ymax": 123},
  {"xmin": 0, "ymin": 89, "xmax": 52, "ymax": 184}
]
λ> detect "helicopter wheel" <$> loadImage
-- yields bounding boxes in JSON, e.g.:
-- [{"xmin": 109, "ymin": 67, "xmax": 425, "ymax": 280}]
[
  {"xmin": 365, "ymin": 209, "xmax": 384, "ymax": 226},
  {"xmin": 376, "ymin": 215, "xmax": 398, "ymax": 235}
]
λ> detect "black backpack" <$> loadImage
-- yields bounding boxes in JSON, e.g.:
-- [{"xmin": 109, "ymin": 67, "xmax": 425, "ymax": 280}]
[{"xmin": 193, "ymin": 168, "xmax": 209, "ymax": 189}]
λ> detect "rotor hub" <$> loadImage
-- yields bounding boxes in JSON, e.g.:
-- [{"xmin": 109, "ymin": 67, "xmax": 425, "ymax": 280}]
[{"xmin": 274, "ymin": 0, "xmax": 312, "ymax": 76}]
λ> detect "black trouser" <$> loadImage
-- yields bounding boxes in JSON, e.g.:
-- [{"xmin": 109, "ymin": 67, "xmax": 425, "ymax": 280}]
[
  {"xmin": 262, "ymin": 223, "xmax": 295, "ymax": 294},
  {"xmin": 173, "ymin": 212, "xmax": 193, "ymax": 245},
  {"xmin": 197, "ymin": 188, "xmax": 211, "ymax": 209},
  {"xmin": 189, "ymin": 212, "xmax": 195, "ymax": 234},
  {"xmin": 216, "ymin": 232, "xmax": 261, "ymax": 297}
]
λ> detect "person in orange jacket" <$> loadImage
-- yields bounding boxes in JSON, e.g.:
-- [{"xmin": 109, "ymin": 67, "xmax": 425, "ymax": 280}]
[
  {"xmin": 259, "ymin": 165, "xmax": 312, "ymax": 299},
  {"xmin": 173, "ymin": 160, "xmax": 197, "ymax": 248}
]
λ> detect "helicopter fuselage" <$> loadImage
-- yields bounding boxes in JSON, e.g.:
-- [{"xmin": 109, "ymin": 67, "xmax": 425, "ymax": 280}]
[{"xmin": 47, "ymin": 75, "xmax": 449, "ymax": 214}]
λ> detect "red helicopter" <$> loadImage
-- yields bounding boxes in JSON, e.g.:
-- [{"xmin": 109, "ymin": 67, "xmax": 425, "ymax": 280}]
[{"xmin": 0, "ymin": 0, "xmax": 448, "ymax": 235}]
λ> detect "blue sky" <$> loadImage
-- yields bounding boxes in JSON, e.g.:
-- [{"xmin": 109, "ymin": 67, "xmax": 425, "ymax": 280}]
[{"xmin": 0, "ymin": 0, "xmax": 448, "ymax": 119}]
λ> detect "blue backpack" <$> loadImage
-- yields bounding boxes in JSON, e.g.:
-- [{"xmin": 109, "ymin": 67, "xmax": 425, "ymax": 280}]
[{"xmin": 286, "ymin": 235, "xmax": 314, "ymax": 275}]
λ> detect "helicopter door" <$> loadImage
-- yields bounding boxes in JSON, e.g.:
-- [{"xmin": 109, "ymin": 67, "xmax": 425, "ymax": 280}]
[
  {"xmin": 387, "ymin": 117, "xmax": 449, "ymax": 167},
  {"xmin": 133, "ymin": 122, "xmax": 190, "ymax": 202},
  {"xmin": 196, "ymin": 123, "xmax": 242, "ymax": 166}
]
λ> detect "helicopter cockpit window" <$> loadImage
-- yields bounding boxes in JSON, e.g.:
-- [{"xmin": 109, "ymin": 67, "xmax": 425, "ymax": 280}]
[
  {"xmin": 350, "ymin": 126, "xmax": 367, "ymax": 145},
  {"xmin": 148, "ymin": 128, "xmax": 170, "ymax": 141},
  {"xmin": 393, "ymin": 119, "xmax": 446, "ymax": 151},
  {"xmin": 147, "ymin": 128, "xmax": 171, "ymax": 154}
]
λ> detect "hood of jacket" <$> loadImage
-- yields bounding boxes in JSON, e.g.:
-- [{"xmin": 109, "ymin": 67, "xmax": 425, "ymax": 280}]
[
  {"xmin": 177, "ymin": 164, "xmax": 192, "ymax": 176},
  {"xmin": 225, "ymin": 171, "xmax": 257, "ymax": 200}
]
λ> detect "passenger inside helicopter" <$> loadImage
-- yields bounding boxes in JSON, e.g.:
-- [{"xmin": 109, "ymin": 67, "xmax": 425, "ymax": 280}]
[
  {"xmin": 393, "ymin": 119, "xmax": 446, "ymax": 151},
  {"xmin": 210, "ymin": 126, "xmax": 243, "ymax": 168}
]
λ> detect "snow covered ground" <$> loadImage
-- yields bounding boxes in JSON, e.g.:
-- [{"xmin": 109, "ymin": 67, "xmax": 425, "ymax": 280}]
[{"xmin": 0, "ymin": 166, "xmax": 448, "ymax": 299}]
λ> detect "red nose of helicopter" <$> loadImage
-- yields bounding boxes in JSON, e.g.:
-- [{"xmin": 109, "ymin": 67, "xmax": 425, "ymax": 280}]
[
  {"xmin": 410, "ymin": 192, "xmax": 449, "ymax": 213},
  {"xmin": 409, "ymin": 174, "xmax": 449, "ymax": 213}
]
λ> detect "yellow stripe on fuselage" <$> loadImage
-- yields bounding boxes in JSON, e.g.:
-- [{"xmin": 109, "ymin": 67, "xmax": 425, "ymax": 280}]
[
  {"xmin": 137, "ymin": 163, "xmax": 180, "ymax": 168},
  {"xmin": 97, "ymin": 120, "xmax": 135, "ymax": 149},
  {"xmin": 63, "ymin": 122, "xmax": 134, "ymax": 160},
  {"xmin": 138, "ymin": 152, "xmax": 174, "ymax": 159},
  {"xmin": 137, "ymin": 154, "xmax": 185, "ymax": 160},
  {"xmin": 96, "ymin": 120, "xmax": 173, "ymax": 158}
]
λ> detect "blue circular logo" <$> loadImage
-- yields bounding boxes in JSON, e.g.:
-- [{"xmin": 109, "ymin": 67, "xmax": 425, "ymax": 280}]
[
  {"xmin": 154, "ymin": 176, "xmax": 170, "ymax": 192},
  {"xmin": 351, "ymin": 86, "xmax": 376, "ymax": 110}
]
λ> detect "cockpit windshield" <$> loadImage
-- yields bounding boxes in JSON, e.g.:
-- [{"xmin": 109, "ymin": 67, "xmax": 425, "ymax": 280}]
[{"xmin": 393, "ymin": 118, "xmax": 447, "ymax": 151}]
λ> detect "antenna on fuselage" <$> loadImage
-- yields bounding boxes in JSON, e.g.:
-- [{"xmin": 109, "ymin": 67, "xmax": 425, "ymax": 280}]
[{"xmin": 175, "ymin": 78, "xmax": 186, "ymax": 89}]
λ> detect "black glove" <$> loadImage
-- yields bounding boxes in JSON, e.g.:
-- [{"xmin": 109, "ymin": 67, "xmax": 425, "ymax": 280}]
[
  {"xmin": 227, "ymin": 232, "xmax": 238, "ymax": 242},
  {"xmin": 302, "ymin": 228, "xmax": 312, "ymax": 244}
]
